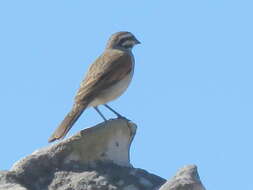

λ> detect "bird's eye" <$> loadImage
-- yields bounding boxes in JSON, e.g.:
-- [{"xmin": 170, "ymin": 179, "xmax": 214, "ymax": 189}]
[{"xmin": 118, "ymin": 37, "xmax": 132, "ymax": 46}]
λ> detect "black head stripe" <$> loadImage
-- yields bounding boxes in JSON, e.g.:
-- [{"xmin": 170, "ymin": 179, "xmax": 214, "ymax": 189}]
[
  {"xmin": 118, "ymin": 36, "xmax": 133, "ymax": 46},
  {"xmin": 122, "ymin": 43, "xmax": 133, "ymax": 49}
]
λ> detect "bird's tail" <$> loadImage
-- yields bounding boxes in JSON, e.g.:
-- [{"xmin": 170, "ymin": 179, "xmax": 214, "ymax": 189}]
[{"xmin": 48, "ymin": 103, "xmax": 87, "ymax": 142}]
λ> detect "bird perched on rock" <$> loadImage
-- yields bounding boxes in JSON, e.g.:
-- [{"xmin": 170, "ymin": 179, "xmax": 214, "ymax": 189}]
[{"xmin": 48, "ymin": 32, "xmax": 140, "ymax": 142}]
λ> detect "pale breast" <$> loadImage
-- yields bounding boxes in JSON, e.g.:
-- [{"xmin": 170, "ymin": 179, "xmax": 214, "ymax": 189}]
[{"xmin": 88, "ymin": 53, "xmax": 134, "ymax": 107}]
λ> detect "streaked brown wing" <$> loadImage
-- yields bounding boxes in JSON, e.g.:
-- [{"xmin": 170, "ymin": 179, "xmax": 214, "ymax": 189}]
[{"xmin": 75, "ymin": 49, "xmax": 133, "ymax": 104}]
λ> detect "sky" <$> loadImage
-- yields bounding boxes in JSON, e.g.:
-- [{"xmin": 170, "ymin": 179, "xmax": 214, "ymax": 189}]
[{"xmin": 0, "ymin": 0, "xmax": 252, "ymax": 189}]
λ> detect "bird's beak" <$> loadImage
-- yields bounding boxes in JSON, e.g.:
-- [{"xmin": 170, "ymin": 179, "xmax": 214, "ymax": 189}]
[{"xmin": 135, "ymin": 39, "xmax": 141, "ymax": 44}]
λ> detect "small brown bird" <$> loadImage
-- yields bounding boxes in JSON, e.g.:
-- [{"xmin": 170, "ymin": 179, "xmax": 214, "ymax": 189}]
[{"xmin": 48, "ymin": 32, "xmax": 140, "ymax": 142}]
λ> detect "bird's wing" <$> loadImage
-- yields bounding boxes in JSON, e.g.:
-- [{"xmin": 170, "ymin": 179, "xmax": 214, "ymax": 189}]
[{"xmin": 75, "ymin": 49, "xmax": 133, "ymax": 104}]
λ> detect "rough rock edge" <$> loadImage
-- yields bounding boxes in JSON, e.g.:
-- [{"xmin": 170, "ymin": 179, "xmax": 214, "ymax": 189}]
[
  {"xmin": 11, "ymin": 119, "xmax": 136, "ymax": 176},
  {"xmin": 159, "ymin": 165, "xmax": 206, "ymax": 190},
  {"xmin": 0, "ymin": 119, "xmax": 206, "ymax": 190}
]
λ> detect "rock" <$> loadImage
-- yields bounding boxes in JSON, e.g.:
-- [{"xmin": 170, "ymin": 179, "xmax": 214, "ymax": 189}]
[
  {"xmin": 123, "ymin": 184, "xmax": 139, "ymax": 190},
  {"xmin": 0, "ymin": 184, "xmax": 27, "ymax": 190},
  {"xmin": 159, "ymin": 165, "xmax": 206, "ymax": 190},
  {"xmin": 1, "ymin": 162, "xmax": 165, "ymax": 190},
  {"xmin": 0, "ymin": 119, "xmax": 165, "ymax": 190},
  {"xmin": 47, "ymin": 165, "xmax": 165, "ymax": 190},
  {"xmin": 0, "ymin": 171, "xmax": 27, "ymax": 190},
  {"xmin": 0, "ymin": 118, "xmax": 206, "ymax": 190},
  {"xmin": 12, "ymin": 118, "xmax": 137, "ymax": 175}
]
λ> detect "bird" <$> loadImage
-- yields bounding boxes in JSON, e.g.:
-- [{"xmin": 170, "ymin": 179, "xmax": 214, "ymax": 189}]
[{"xmin": 48, "ymin": 31, "xmax": 140, "ymax": 142}]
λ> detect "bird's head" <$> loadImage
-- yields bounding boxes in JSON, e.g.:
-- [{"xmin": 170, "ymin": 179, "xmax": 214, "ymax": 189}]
[{"xmin": 106, "ymin": 31, "xmax": 140, "ymax": 50}]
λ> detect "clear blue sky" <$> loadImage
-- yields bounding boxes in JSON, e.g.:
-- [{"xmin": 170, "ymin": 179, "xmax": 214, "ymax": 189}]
[{"xmin": 0, "ymin": 1, "xmax": 252, "ymax": 189}]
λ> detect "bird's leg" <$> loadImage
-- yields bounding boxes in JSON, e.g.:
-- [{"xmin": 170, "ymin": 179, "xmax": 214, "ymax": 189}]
[
  {"xmin": 104, "ymin": 104, "xmax": 123, "ymax": 118},
  {"xmin": 94, "ymin": 106, "xmax": 107, "ymax": 121}
]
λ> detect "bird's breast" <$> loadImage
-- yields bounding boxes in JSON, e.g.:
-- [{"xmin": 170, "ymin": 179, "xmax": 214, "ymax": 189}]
[{"xmin": 88, "ymin": 57, "xmax": 134, "ymax": 107}]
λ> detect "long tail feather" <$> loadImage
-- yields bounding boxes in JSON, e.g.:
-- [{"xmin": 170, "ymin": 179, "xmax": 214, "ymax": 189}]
[{"xmin": 48, "ymin": 104, "xmax": 87, "ymax": 142}]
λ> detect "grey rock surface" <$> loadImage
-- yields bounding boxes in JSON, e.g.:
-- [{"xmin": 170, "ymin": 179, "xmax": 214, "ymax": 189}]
[
  {"xmin": 0, "ymin": 171, "xmax": 27, "ymax": 190},
  {"xmin": 0, "ymin": 119, "xmax": 165, "ymax": 190},
  {"xmin": 159, "ymin": 165, "xmax": 206, "ymax": 190},
  {"xmin": 1, "ymin": 161, "xmax": 165, "ymax": 190},
  {"xmin": 12, "ymin": 118, "xmax": 136, "ymax": 176},
  {"xmin": 0, "ymin": 118, "xmax": 206, "ymax": 190}
]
